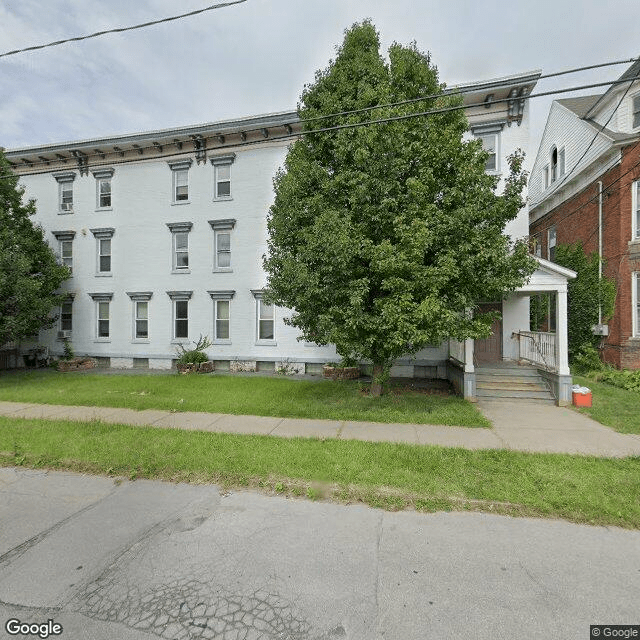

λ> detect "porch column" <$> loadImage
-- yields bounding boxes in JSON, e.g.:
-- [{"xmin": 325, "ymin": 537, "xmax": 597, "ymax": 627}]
[
  {"xmin": 555, "ymin": 284, "xmax": 570, "ymax": 375},
  {"xmin": 464, "ymin": 338, "xmax": 474, "ymax": 373}
]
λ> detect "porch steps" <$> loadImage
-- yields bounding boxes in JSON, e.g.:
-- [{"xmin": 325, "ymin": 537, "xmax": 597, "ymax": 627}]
[{"xmin": 476, "ymin": 363, "xmax": 555, "ymax": 404}]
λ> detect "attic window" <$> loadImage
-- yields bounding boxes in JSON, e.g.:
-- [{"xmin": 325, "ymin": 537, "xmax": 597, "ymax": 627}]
[
  {"xmin": 550, "ymin": 147, "xmax": 558, "ymax": 183},
  {"xmin": 633, "ymin": 94, "xmax": 640, "ymax": 129}
]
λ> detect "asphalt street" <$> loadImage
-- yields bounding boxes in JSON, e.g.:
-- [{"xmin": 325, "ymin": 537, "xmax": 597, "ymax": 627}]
[{"xmin": 0, "ymin": 467, "xmax": 638, "ymax": 639}]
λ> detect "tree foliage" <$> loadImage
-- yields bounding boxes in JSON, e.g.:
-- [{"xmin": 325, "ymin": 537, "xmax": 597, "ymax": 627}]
[
  {"xmin": 0, "ymin": 149, "xmax": 70, "ymax": 345},
  {"xmin": 263, "ymin": 21, "xmax": 535, "ymax": 392},
  {"xmin": 554, "ymin": 242, "xmax": 616, "ymax": 360}
]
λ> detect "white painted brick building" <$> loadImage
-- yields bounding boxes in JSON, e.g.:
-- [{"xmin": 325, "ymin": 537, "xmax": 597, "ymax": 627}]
[{"xmin": 6, "ymin": 69, "xmax": 575, "ymax": 399}]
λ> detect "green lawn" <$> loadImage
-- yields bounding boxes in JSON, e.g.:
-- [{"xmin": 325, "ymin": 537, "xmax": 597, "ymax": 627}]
[
  {"xmin": 0, "ymin": 370, "xmax": 489, "ymax": 427},
  {"xmin": 573, "ymin": 375, "xmax": 640, "ymax": 435},
  {"xmin": 1, "ymin": 415, "xmax": 638, "ymax": 528}
]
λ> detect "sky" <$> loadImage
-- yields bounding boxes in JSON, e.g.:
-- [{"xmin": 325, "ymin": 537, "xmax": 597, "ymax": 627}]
[{"xmin": 0, "ymin": 0, "xmax": 638, "ymax": 169}]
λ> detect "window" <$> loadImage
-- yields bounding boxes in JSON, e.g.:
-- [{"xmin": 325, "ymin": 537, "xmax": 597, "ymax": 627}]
[
  {"xmin": 547, "ymin": 226, "xmax": 557, "ymax": 261},
  {"xmin": 167, "ymin": 291, "xmax": 192, "ymax": 340},
  {"xmin": 633, "ymin": 95, "xmax": 640, "ymax": 129},
  {"xmin": 60, "ymin": 300, "xmax": 73, "ymax": 332},
  {"xmin": 209, "ymin": 219, "xmax": 236, "ymax": 271},
  {"xmin": 89, "ymin": 293, "xmax": 113, "ymax": 340},
  {"xmin": 558, "ymin": 147, "xmax": 565, "ymax": 177},
  {"xmin": 550, "ymin": 146, "xmax": 558, "ymax": 183},
  {"xmin": 127, "ymin": 292, "xmax": 152, "ymax": 341},
  {"xmin": 51, "ymin": 230, "xmax": 75, "ymax": 274},
  {"xmin": 54, "ymin": 172, "xmax": 76, "ymax": 214},
  {"xmin": 168, "ymin": 160, "xmax": 192, "ymax": 204},
  {"xmin": 633, "ymin": 181, "xmax": 640, "ymax": 240},
  {"xmin": 135, "ymin": 301, "xmax": 149, "ymax": 339},
  {"xmin": 166, "ymin": 222, "xmax": 193, "ymax": 272},
  {"xmin": 208, "ymin": 291, "xmax": 234, "ymax": 343},
  {"xmin": 90, "ymin": 228, "xmax": 115, "ymax": 275},
  {"xmin": 61, "ymin": 240, "xmax": 73, "ymax": 272},
  {"xmin": 543, "ymin": 165, "xmax": 550, "ymax": 189},
  {"xmin": 634, "ymin": 273, "xmax": 640, "ymax": 337},
  {"xmin": 252, "ymin": 291, "xmax": 275, "ymax": 342},
  {"xmin": 92, "ymin": 168, "xmax": 114, "ymax": 209},
  {"xmin": 210, "ymin": 153, "xmax": 236, "ymax": 200},
  {"xmin": 478, "ymin": 134, "xmax": 497, "ymax": 172},
  {"xmin": 534, "ymin": 235, "xmax": 542, "ymax": 258}
]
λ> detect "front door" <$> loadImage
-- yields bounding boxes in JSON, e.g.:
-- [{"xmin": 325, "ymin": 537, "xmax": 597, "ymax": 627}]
[{"xmin": 475, "ymin": 303, "xmax": 502, "ymax": 365}]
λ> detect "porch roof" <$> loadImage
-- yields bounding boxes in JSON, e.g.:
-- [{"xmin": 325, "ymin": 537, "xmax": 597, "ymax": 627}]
[{"xmin": 515, "ymin": 256, "xmax": 576, "ymax": 294}]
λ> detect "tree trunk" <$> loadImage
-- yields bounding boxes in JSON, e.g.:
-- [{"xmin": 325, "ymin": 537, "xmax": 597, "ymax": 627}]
[{"xmin": 370, "ymin": 363, "xmax": 384, "ymax": 397}]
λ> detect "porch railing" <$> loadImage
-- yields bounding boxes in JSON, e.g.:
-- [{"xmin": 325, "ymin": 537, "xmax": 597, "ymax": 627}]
[
  {"xmin": 514, "ymin": 331, "xmax": 557, "ymax": 371},
  {"xmin": 448, "ymin": 339, "xmax": 465, "ymax": 364}
]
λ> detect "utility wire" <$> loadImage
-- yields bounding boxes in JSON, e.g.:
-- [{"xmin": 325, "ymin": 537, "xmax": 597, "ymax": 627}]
[
  {"xmin": 4, "ymin": 73, "xmax": 640, "ymax": 179},
  {"xmin": 0, "ymin": 0, "xmax": 247, "ymax": 59}
]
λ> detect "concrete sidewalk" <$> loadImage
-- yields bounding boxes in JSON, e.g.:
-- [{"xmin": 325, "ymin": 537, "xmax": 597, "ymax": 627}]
[{"xmin": 0, "ymin": 399, "xmax": 639, "ymax": 457}]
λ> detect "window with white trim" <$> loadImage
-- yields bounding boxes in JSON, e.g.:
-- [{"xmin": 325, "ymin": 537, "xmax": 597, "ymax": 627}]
[
  {"xmin": 92, "ymin": 168, "xmax": 114, "ymax": 209},
  {"xmin": 547, "ymin": 225, "xmax": 557, "ymax": 262},
  {"xmin": 558, "ymin": 147, "xmax": 565, "ymax": 177},
  {"xmin": 633, "ymin": 94, "xmax": 640, "ymax": 129},
  {"xmin": 52, "ymin": 230, "xmax": 75, "ymax": 274},
  {"xmin": 478, "ymin": 133, "xmax": 498, "ymax": 172},
  {"xmin": 127, "ymin": 292, "xmax": 152, "ymax": 341},
  {"xmin": 54, "ymin": 172, "xmax": 75, "ymax": 214},
  {"xmin": 167, "ymin": 291, "xmax": 192, "ymax": 340},
  {"xmin": 550, "ymin": 146, "xmax": 558, "ymax": 183},
  {"xmin": 135, "ymin": 301, "xmax": 149, "ymax": 339},
  {"xmin": 634, "ymin": 273, "xmax": 640, "ymax": 338},
  {"xmin": 543, "ymin": 165, "xmax": 550, "ymax": 189},
  {"xmin": 168, "ymin": 160, "xmax": 192, "ymax": 204},
  {"xmin": 166, "ymin": 222, "xmax": 192, "ymax": 272},
  {"xmin": 209, "ymin": 219, "xmax": 236, "ymax": 272},
  {"xmin": 210, "ymin": 154, "xmax": 236, "ymax": 200},
  {"xmin": 90, "ymin": 228, "xmax": 115, "ymax": 275},
  {"xmin": 60, "ymin": 300, "xmax": 73, "ymax": 332},
  {"xmin": 98, "ymin": 301, "xmax": 110, "ymax": 338},
  {"xmin": 208, "ymin": 291, "xmax": 234, "ymax": 343},
  {"xmin": 633, "ymin": 181, "xmax": 640, "ymax": 240}
]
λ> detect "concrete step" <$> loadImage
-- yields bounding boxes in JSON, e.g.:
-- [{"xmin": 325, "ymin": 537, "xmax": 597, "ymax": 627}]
[
  {"xmin": 476, "ymin": 388, "xmax": 554, "ymax": 400},
  {"xmin": 476, "ymin": 381, "xmax": 549, "ymax": 392},
  {"xmin": 477, "ymin": 396, "xmax": 557, "ymax": 405},
  {"xmin": 476, "ymin": 367, "xmax": 540, "ymax": 378}
]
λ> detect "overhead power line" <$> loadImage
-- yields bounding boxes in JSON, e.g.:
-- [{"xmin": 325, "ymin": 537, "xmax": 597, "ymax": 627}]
[
  {"xmin": 0, "ymin": 0, "xmax": 247, "ymax": 59},
  {"xmin": 4, "ymin": 71, "xmax": 640, "ymax": 180}
]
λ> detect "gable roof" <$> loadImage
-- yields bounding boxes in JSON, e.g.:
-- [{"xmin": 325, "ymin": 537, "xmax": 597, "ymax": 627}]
[
  {"xmin": 584, "ymin": 58, "xmax": 640, "ymax": 120},
  {"xmin": 556, "ymin": 94, "xmax": 602, "ymax": 118}
]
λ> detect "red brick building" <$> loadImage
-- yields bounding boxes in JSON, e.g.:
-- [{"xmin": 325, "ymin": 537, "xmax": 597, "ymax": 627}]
[{"xmin": 529, "ymin": 60, "xmax": 640, "ymax": 368}]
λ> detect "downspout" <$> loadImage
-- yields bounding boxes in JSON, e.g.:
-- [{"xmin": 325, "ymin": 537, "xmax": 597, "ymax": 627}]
[{"xmin": 597, "ymin": 180, "xmax": 603, "ymax": 324}]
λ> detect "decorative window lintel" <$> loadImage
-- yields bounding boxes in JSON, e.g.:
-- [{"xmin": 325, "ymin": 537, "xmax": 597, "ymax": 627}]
[
  {"xmin": 90, "ymin": 227, "xmax": 115, "ymax": 239},
  {"xmin": 210, "ymin": 153, "xmax": 236, "ymax": 167},
  {"xmin": 51, "ymin": 230, "xmax": 76, "ymax": 241},
  {"xmin": 166, "ymin": 290, "xmax": 193, "ymax": 301},
  {"xmin": 167, "ymin": 159, "xmax": 193, "ymax": 171},
  {"xmin": 126, "ymin": 291, "xmax": 153, "ymax": 301},
  {"xmin": 88, "ymin": 292, "xmax": 113, "ymax": 302},
  {"xmin": 208, "ymin": 218, "xmax": 236, "ymax": 231},
  {"xmin": 166, "ymin": 222, "xmax": 193, "ymax": 233},
  {"xmin": 53, "ymin": 171, "xmax": 76, "ymax": 184},
  {"xmin": 91, "ymin": 168, "xmax": 115, "ymax": 179},
  {"xmin": 207, "ymin": 290, "xmax": 235, "ymax": 300}
]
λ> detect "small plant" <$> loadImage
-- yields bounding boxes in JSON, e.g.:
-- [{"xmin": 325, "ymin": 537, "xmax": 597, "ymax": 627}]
[
  {"xmin": 276, "ymin": 358, "xmax": 297, "ymax": 375},
  {"xmin": 62, "ymin": 338, "xmax": 74, "ymax": 361},
  {"xmin": 571, "ymin": 344, "xmax": 605, "ymax": 374},
  {"xmin": 175, "ymin": 334, "xmax": 212, "ymax": 365}
]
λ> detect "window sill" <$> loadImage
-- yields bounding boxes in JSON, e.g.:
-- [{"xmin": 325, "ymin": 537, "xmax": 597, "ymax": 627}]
[
  {"xmin": 94, "ymin": 339, "xmax": 111, "ymax": 343},
  {"xmin": 212, "ymin": 268, "xmax": 233, "ymax": 273},
  {"xmin": 95, "ymin": 207, "xmax": 113, "ymax": 212},
  {"xmin": 172, "ymin": 201, "xmax": 191, "ymax": 206},
  {"xmin": 171, "ymin": 339, "xmax": 190, "ymax": 345},
  {"xmin": 95, "ymin": 273, "xmax": 113, "ymax": 277},
  {"xmin": 213, "ymin": 197, "xmax": 233, "ymax": 203},
  {"xmin": 255, "ymin": 340, "xmax": 277, "ymax": 346},
  {"xmin": 132, "ymin": 339, "xmax": 150, "ymax": 344},
  {"xmin": 212, "ymin": 339, "xmax": 232, "ymax": 345},
  {"xmin": 171, "ymin": 269, "xmax": 191, "ymax": 275},
  {"xmin": 57, "ymin": 211, "xmax": 73, "ymax": 215}
]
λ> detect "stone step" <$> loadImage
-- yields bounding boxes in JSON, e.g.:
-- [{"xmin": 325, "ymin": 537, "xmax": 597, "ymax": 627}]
[
  {"xmin": 476, "ymin": 374, "xmax": 544, "ymax": 385},
  {"xmin": 476, "ymin": 367, "xmax": 540, "ymax": 377}
]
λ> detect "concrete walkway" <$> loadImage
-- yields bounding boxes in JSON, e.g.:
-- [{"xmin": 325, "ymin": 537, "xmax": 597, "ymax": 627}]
[{"xmin": 0, "ymin": 399, "xmax": 639, "ymax": 458}]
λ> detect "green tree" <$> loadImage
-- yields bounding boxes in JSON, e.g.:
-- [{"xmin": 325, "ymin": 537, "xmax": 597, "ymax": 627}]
[
  {"xmin": 554, "ymin": 242, "xmax": 616, "ymax": 361},
  {"xmin": 0, "ymin": 149, "xmax": 70, "ymax": 345},
  {"xmin": 264, "ymin": 21, "xmax": 535, "ymax": 395}
]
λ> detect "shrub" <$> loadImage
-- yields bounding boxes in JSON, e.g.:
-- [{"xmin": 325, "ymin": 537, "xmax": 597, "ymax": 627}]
[
  {"xmin": 175, "ymin": 334, "xmax": 212, "ymax": 366},
  {"xmin": 571, "ymin": 344, "xmax": 606, "ymax": 374},
  {"xmin": 595, "ymin": 369, "xmax": 640, "ymax": 393}
]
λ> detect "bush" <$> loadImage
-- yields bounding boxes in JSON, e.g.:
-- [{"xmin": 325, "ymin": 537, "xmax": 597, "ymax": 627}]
[
  {"xmin": 571, "ymin": 344, "xmax": 605, "ymax": 374},
  {"xmin": 595, "ymin": 369, "xmax": 640, "ymax": 393},
  {"xmin": 176, "ymin": 350, "xmax": 209, "ymax": 365}
]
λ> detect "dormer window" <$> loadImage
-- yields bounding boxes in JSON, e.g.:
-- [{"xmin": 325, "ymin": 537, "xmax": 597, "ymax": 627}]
[
  {"xmin": 550, "ymin": 147, "xmax": 558, "ymax": 183},
  {"xmin": 633, "ymin": 94, "xmax": 640, "ymax": 129}
]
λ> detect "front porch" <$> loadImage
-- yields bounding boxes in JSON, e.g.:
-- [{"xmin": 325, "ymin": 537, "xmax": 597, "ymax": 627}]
[{"xmin": 447, "ymin": 257, "xmax": 576, "ymax": 405}]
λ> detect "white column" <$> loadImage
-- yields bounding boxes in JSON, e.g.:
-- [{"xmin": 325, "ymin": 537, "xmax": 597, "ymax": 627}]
[
  {"xmin": 464, "ymin": 338, "xmax": 474, "ymax": 373},
  {"xmin": 556, "ymin": 284, "xmax": 570, "ymax": 375}
]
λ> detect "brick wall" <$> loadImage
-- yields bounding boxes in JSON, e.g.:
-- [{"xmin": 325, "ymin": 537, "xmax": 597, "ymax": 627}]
[{"xmin": 530, "ymin": 141, "xmax": 640, "ymax": 369}]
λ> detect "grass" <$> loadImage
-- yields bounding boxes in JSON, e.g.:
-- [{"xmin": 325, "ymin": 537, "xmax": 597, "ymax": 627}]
[
  {"xmin": 1, "ymin": 415, "xmax": 639, "ymax": 528},
  {"xmin": 0, "ymin": 370, "xmax": 490, "ymax": 427},
  {"xmin": 573, "ymin": 375, "xmax": 640, "ymax": 435}
]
